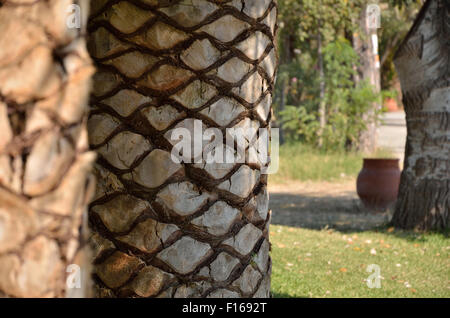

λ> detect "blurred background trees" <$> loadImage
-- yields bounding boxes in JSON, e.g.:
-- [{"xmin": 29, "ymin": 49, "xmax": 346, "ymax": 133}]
[{"xmin": 274, "ymin": 0, "xmax": 422, "ymax": 152}]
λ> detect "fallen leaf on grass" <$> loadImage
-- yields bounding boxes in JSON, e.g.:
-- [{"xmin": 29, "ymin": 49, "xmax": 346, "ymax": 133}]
[{"xmin": 339, "ymin": 268, "xmax": 347, "ymax": 273}]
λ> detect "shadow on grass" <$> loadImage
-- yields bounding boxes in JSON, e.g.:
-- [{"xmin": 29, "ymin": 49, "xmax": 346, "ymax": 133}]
[
  {"xmin": 269, "ymin": 192, "xmax": 391, "ymax": 232},
  {"xmin": 380, "ymin": 225, "xmax": 450, "ymax": 242},
  {"xmin": 269, "ymin": 192, "xmax": 449, "ymax": 240}
]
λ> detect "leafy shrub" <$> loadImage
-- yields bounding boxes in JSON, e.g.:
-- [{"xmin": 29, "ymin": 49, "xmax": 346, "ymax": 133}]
[{"xmin": 278, "ymin": 38, "xmax": 383, "ymax": 151}]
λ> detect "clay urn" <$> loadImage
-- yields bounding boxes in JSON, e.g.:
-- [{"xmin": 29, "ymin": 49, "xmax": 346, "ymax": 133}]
[
  {"xmin": 356, "ymin": 158, "xmax": 401, "ymax": 211},
  {"xmin": 384, "ymin": 97, "xmax": 399, "ymax": 112}
]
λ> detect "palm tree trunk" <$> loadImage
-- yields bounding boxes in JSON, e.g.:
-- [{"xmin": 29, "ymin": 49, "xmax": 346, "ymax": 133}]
[
  {"xmin": 0, "ymin": 0, "xmax": 95, "ymax": 297},
  {"xmin": 392, "ymin": 0, "xmax": 449, "ymax": 230},
  {"xmin": 87, "ymin": 0, "xmax": 277, "ymax": 297}
]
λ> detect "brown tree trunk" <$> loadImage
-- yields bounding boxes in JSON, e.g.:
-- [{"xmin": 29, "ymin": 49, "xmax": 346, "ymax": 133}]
[
  {"xmin": 317, "ymin": 28, "xmax": 326, "ymax": 148},
  {"xmin": 0, "ymin": 0, "xmax": 95, "ymax": 297},
  {"xmin": 392, "ymin": 0, "xmax": 449, "ymax": 230},
  {"xmin": 354, "ymin": 3, "xmax": 381, "ymax": 153},
  {"xmin": 87, "ymin": 0, "xmax": 277, "ymax": 297},
  {"xmin": 279, "ymin": 76, "xmax": 288, "ymax": 145}
]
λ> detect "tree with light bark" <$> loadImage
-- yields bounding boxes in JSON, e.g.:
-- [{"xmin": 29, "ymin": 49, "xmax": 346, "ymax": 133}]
[
  {"xmin": 392, "ymin": 0, "xmax": 449, "ymax": 230},
  {"xmin": 353, "ymin": 1, "xmax": 381, "ymax": 153}
]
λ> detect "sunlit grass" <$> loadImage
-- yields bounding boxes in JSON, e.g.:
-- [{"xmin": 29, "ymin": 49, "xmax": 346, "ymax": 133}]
[
  {"xmin": 270, "ymin": 224, "xmax": 450, "ymax": 298},
  {"xmin": 269, "ymin": 143, "xmax": 395, "ymax": 183}
]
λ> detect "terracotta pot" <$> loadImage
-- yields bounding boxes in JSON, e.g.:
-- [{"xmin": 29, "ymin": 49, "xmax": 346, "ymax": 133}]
[
  {"xmin": 356, "ymin": 158, "xmax": 401, "ymax": 211},
  {"xmin": 384, "ymin": 98, "xmax": 399, "ymax": 112}
]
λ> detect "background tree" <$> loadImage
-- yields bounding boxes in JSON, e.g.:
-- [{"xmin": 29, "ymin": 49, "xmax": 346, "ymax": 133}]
[
  {"xmin": 392, "ymin": 0, "xmax": 449, "ymax": 230},
  {"xmin": 276, "ymin": 0, "xmax": 384, "ymax": 151},
  {"xmin": 0, "ymin": 0, "xmax": 94, "ymax": 297},
  {"xmin": 353, "ymin": 1, "xmax": 381, "ymax": 153},
  {"xmin": 275, "ymin": 0, "xmax": 422, "ymax": 153},
  {"xmin": 87, "ymin": 0, "xmax": 277, "ymax": 297},
  {"xmin": 380, "ymin": 0, "xmax": 422, "ymax": 91}
]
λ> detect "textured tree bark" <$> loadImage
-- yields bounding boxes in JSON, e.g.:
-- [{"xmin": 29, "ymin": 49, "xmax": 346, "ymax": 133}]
[
  {"xmin": 354, "ymin": 2, "xmax": 381, "ymax": 153},
  {"xmin": 87, "ymin": 0, "xmax": 277, "ymax": 297},
  {"xmin": 392, "ymin": 0, "xmax": 449, "ymax": 230},
  {"xmin": 0, "ymin": 0, "xmax": 95, "ymax": 297},
  {"xmin": 317, "ymin": 28, "xmax": 326, "ymax": 148}
]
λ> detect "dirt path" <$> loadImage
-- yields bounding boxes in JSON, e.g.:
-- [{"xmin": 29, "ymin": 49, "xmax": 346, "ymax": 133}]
[{"xmin": 268, "ymin": 180, "xmax": 392, "ymax": 231}]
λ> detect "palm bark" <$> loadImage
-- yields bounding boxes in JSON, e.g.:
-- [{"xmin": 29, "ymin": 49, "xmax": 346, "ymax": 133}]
[
  {"xmin": 0, "ymin": 0, "xmax": 95, "ymax": 297},
  {"xmin": 87, "ymin": 0, "xmax": 277, "ymax": 297},
  {"xmin": 392, "ymin": 0, "xmax": 449, "ymax": 230}
]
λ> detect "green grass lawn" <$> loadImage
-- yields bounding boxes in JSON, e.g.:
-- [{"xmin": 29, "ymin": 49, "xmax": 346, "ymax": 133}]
[
  {"xmin": 270, "ymin": 143, "xmax": 395, "ymax": 183},
  {"xmin": 270, "ymin": 225, "xmax": 450, "ymax": 298}
]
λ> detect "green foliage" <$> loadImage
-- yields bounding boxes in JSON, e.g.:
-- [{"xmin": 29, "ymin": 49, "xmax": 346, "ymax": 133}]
[
  {"xmin": 278, "ymin": 0, "xmax": 361, "ymax": 51},
  {"xmin": 379, "ymin": 1, "xmax": 421, "ymax": 89},
  {"xmin": 279, "ymin": 38, "xmax": 381, "ymax": 150},
  {"xmin": 388, "ymin": 0, "xmax": 422, "ymax": 9},
  {"xmin": 279, "ymin": 106, "xmax": 316, "ymax": 142},
  {"xmin": 274, "ymin": 0, "xmax": 421, "ymax": 151}
]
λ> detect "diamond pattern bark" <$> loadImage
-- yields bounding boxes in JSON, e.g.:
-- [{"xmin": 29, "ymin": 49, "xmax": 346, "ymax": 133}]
[
  {"xmin": 0, "ymin": 0, "xmax": 95, "ymax": 297},
  {"xmin": 88, "ymin": 0, "xmax": 277, "ymax": 298}
]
